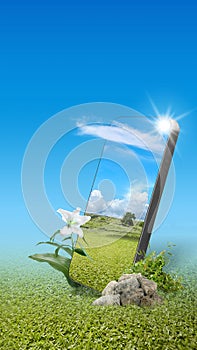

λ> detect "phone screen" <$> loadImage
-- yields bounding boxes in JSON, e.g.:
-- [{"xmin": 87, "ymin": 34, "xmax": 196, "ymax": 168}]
[{"xmin": 69, "ymin": 116, "xmax": 173, "ymax": 291}]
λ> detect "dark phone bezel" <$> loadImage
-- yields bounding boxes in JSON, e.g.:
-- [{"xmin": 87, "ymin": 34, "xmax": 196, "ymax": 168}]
[{"xmin": 134, "ymin": 119, "xmax": 180, "ymax": 262}]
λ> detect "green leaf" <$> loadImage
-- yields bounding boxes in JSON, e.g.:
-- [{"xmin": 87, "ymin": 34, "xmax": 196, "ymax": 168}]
[
  {"xmin": 50, "ymin": 230, "xmax": 60, "ymax": 241},
  {"xmin": 82, "ymin": 236, "xmax": 89, "ymax": 246},
  {"xmin": 62, "ymin": 235, "xmax": 72, "ymax": 242},
  {"xmin": 74, "ymin": 244, "xmax": 93, "ymax": 261},
  {"xmin": 37, "ymin": 241, "xmax": 73, "ymax": 257},
  {"xmin": 55, "ymin": 247, "xmax": 60, "ymax": 257},
  {"xmin": 74, "ymin": 248, "xmax": 87, "ymax": 256},
  {"xmin": 29, "ymin": 253, "xmax": 71, "ymax": 277}
]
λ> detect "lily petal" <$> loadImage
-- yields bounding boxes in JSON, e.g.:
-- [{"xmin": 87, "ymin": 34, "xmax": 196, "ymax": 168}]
[
  {"xmin": 57, "ymin": 209, "xmax": 72, "ymax": 223},
  {"xmin": 57, "ymin": 208, "xmax": 91, "ymax": 239},
  {"xmin": 73, "ymin": 226, "xmax": 84, "ymax": 238},
  {"xmin": 74, "ymin": 215, "xmax": 91, "ymax": 226},
  {"xmin": 73, "ymin": 207, "xmax": 81, "ymax": 215},
  {"xmin": 60, "ymin": 226, "xmax": 73, "ymax": 236}
]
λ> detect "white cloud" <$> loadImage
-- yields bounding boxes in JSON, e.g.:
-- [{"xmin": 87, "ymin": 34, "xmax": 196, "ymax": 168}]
[
  {"xmin": 86, "ymin": 190, "xmax": 107, "ymax": 213},
  {"xmin": 126, "ymin": 190, "xmax": 148, "ymax": 219},
  {"xmin": 86, "ymin": 188, "xmax": 148, "ymax": 220},
  {"xmin": 78, "ymin": 122, "xmax": 164, "ymax": 154}
]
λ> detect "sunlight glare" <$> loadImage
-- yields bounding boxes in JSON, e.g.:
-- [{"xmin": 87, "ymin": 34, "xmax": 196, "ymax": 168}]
[{"xmin": 156, "ymin": 116, "xmax": 172, "ymax": 135}]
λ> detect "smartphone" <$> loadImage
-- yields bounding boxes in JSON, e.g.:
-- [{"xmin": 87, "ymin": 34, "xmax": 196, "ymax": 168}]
[{"xmin": 69, "ymin": 116, "xmax": 180, "ymax": 291}]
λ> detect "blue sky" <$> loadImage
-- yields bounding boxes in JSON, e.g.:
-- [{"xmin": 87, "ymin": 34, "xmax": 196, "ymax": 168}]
[{"xmin": 1, "ymin": 0, "xmax": 197, "ymax": 264}]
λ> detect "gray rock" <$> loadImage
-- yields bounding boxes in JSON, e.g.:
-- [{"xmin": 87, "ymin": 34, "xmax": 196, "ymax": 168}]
[
  {"xmin": 116, "ymin": 275, "xmax": 140, "ymax": 295},
  {"xmin": 120, "ymin": 288, "xmax": 144, "ymax": 306},
  {"xmin": 118, "ymin": 274, "xmax": 133, "ymax": 282},
  {"xmin": 102, "ymin": 280, "xmax": 119, "ymax": 296},
  {"xmin": 92, "ymin": 273, "xmax": 163, "ymax": 308},
  {"xmin": 140, "ymin": 293, "xmax": 163, "ymax": 307},
  {"xmin": 137, "ymin": 275, "xmax": 157, "ymax": 296},
  {"xmin": 92, "ymin": 295, "xmax": 120, "ymax": 306},
  {"xmin": 118, "ymin": 273, "xmax": 142, "ymax": 283}
]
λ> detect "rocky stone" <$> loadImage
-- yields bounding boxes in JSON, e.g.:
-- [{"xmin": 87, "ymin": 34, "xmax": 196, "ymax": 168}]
[
  {"xmin": 102, "ymin": 280, "xmax": 119, "ymax": 296},
  {"xmin": 140, "ymin": 293, "xmax": 163, "ymax": 307},
  {"xmin": 137, "ymin": 275, "xmax": 157, "ymax": 296},
  {"xmin": 92, "ymin": 295, "xmax": 120, "ymax": 306},
  {"xmin": 118, "ymin": 274, "xmax": 133, "ymax": 282},
  {"xmin": 120, "ymin": 288, "xmax": 144, "ymax": 306},
  {"xmin": 118, "ymin": 273, "xmax": 142, "ymax": 283},
  {"xmin": 116, "ymin": 275, "xmax": 140, "ymax": 295},
  {"xmin": 92, "ymin": 273, "xmax": 163, "ymax": 308}
]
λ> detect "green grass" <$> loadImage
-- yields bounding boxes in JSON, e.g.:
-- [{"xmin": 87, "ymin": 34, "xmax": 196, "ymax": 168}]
[
  {"xmin": 82, "ymin": 214, "xmax": 142, "ymax": 247},
  {"xmin": 1, "ymin": 214, "xmax": 196, "ymax": 350},
  {"xmin": 70, "ymin": 238, "xmax": 139, "ymax": 291},
  {"xmin": 70, "ymin": 215, "xmax": 142, "ymax": 291},
  {"xmin": 0, "ymin": 260, "xmax": 196, "ymax": 350}
]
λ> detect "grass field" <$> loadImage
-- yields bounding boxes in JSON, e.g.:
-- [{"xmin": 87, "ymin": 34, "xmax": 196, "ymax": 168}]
[
  {"xmin": 0, "ymin": 257, "xmax": 196, "ymax": 350},
  {"xmin": 0, "ymin": 216, "xmax": 196, "ymax": 349},
  {"xmin": 70, "ymin": 214, "xmax": 142, "ymax": 290}
]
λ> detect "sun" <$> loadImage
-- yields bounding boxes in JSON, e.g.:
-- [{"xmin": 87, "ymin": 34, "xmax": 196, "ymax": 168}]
[
  {"xmin": 148, "ymin": 96, "xmax": 191, "ymax": 135},
  {"xmin": 155, "ymin": 116, "xmax": 172, "ymax": 135}
]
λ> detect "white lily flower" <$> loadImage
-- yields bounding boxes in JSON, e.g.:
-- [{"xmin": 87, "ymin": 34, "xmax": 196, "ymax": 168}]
[{"xmin": 57, "ymin": 207, "xmax": 91, "ymax": 238}]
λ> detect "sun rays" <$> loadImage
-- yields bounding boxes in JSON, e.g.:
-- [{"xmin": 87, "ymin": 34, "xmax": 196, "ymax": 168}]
[{"xmin": 149, "ymin": 96, "xmax": 192, "ymax": 129}]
